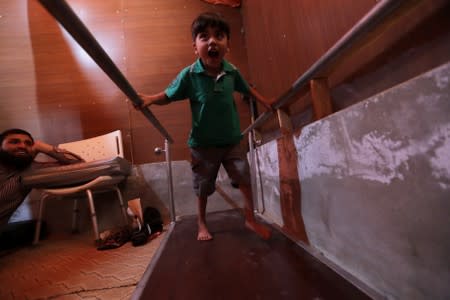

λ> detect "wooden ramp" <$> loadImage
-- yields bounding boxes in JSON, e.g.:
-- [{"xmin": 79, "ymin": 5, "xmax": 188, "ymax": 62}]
[{"xmin": 133, "ymin": 209, "xmax": 372, "ymax": 300}]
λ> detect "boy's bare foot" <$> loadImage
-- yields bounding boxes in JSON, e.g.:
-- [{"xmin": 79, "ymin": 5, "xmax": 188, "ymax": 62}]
[
  {"xmin": 197, "ymin": 222, "xmax": 213, "ymax": 241},
  {"xmin": 245, "ymin": 220, "xmax": 272, "ymax": 240}
]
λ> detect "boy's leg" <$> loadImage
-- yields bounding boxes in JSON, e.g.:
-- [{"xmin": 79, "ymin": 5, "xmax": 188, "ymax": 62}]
[
  {"xmin": 223, "ymin": 144, "xmax": 271, "ymax": 240},
  {"xmin": 190, "ymin": 147, "xmax": 221, "ymax": 241},
  {"xmin": 197, "ymin": 195, "xmax": 212, "ymax": 240}
]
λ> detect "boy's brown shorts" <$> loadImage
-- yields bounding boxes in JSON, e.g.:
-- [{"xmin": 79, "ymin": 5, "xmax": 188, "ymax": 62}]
[{"xmin": 190, "ymin": 143, "xmax": 251, "ymax": 198}]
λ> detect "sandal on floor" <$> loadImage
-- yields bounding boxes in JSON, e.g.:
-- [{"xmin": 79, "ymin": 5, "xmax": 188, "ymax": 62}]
[{"xmin": 97, "ymin": 227, "xmax": 131, "ymax": 250}]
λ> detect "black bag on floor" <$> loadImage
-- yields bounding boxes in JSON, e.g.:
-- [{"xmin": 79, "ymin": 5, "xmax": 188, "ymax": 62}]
[
  {"xmin": 130, "ymin": 206, "xmax": 163, "ymax": 247},
  {"xmin": 130, "ymin": 229, "xmax": 148, "ymax": 247},
  {"xmin": 143, "ymin": 206, "xmax": 163, "ymax": 234}
]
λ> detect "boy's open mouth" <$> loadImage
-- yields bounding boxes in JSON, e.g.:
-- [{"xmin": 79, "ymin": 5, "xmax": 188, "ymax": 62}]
[{"xmin": 208, "ymin": 49, "xmax": 219, "ymax": 58}]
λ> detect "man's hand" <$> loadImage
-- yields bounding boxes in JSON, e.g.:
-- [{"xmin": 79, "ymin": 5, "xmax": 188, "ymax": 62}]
[{"xmin": 32, "ymin": 140, "xmax": 54, "ymax": 157}]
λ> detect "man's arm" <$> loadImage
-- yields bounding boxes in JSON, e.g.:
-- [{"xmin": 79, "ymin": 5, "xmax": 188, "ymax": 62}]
[{"xmin": 33, "ymin": 140, "xmax": 84, "ymax": 165}]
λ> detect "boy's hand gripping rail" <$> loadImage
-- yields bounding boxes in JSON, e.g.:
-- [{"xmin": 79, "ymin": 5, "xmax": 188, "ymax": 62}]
[
  {"xmin": 38, "ymin": 0, "xmax": 173, "ymax": 143},
  {"xmin": 242, "ymin": 0, "xmax": 405, "ymax": 136}
]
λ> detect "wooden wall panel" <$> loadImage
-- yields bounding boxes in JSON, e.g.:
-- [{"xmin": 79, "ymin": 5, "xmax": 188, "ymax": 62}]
[
  {"xmin": 3, "ymin": 1, "xmax": 446, "ymax": 163},
  {"xmin": 1, "ymin": 0, "xmax": 130, "ymax": 156},
  {"xmin": 330, "ymin": 1, "xmax": 450, "ymax": 111},
  {"xmin": 241, "ymin": 0, "xmax": 375, "ymax": 133},
  {"xmin": 241, "ymin": 0, "xmax": 450, "ymax": 135},
  {"xmin": 0, "ymin": 0, "xmax": 250, "ymax": 163}
]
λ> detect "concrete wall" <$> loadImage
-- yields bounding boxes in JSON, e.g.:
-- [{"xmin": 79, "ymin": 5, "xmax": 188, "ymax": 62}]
[{"xmin": 255, "ymin": 62, "xmax": 450, "ymax": 300}]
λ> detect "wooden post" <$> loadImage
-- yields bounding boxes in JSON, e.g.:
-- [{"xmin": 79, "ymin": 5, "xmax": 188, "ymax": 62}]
[
  {"xmin": 310, "ymin": 78, "xmax": 333, "ymax": 120},
  {"xmin": 277, "ymin": 108, "xmax": 293, "ymax": 135},
  {"xmin": 277, "ymin": 135, "xmax": 309, "ymax": 244},
  {"xmin": 272, "ymin": 105, "xmax": 308, "ymax": 243}
]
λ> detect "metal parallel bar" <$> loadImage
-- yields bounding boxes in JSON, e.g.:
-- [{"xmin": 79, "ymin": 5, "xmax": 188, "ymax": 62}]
[
  {"xmin": 164, "ymin": 139, "xmax": 176, "ymax": 223},
  {"xmin": 242, "ymin": 0, "xmax": 406, "ymax": 135},
  {"xmin": 247, "ymin": 96, "xmax": 258, "ymax": 212},
  {"xmin": 38, "ymin": 0, "xmax": 173, "ymax": 143},
  {"xmin": 242, "ymin": 111, "xmax": 272, "ymax": 136}
]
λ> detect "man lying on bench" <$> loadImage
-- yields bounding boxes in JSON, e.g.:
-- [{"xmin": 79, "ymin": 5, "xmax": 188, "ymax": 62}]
[{"xmin": 0, "ymin": 128, "xmax": 83, "ymax": 250}]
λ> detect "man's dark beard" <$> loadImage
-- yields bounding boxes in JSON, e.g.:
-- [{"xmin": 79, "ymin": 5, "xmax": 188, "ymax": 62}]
[{"xmin": 0, "ymin": 150, "xmax": 34, "ymax": 170}]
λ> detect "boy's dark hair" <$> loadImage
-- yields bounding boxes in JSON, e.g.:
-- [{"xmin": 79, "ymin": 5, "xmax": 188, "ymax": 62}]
[
  {"xmin": 191, "ymin": 12, "xmax": 230, "ymax": 41},
  {"xmin": 0, "ymin": 128, "xmax": 34, "ymax": 145}
]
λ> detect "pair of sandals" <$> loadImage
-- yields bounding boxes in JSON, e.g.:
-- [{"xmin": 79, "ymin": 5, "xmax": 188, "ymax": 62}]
[
  {"xmin": 96, "ymin": 226, "xmax": 162, "ymax": 250},
  {"xmin": 96, "ymin": 226, "xmax": 132, "ymax": 250},
  {"xmin": 97, "ymin": 206, "xmax": 164, "ymax": 250}
]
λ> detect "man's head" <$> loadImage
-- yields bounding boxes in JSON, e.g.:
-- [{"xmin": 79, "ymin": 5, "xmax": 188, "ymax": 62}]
[
  {"xmin": 191, "ymin": 12, "xmax": 230, "ymax": 73},
  {"xmin": 0, "ymin": 128, "xmax": 35, "ymax": 169}
]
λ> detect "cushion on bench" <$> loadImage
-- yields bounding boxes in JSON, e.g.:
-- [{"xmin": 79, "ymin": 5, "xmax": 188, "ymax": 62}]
[{"xmin": 22, "ymin": 157, "xmax": 132, "ymax": 188}]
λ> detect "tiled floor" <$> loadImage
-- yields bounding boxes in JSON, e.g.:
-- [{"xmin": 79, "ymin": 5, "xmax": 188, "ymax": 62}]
[
  {"xmin": 0, "ymin": 175, "xmax": 245, "ymax": 300},
  {"xmin": 0, "ymin": 229, "xmax": 165, "ymax": 300}
]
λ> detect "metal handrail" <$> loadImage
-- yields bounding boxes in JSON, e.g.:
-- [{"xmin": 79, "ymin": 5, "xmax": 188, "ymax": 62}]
[
  {"xmin": 38, "ymin": 0, "xmax": 174, "ymax": 143},
  {"xmin": 242, "ymin": 0, "xmax": 406, "ymax": 136},
  {"xmin": 154, "ymin": 141, "xmax": 175, "ymax": 222}
]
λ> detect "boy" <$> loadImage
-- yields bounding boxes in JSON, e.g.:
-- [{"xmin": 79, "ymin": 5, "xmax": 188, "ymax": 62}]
[{"xmin": 139, "ymin": 12, "xmax": 273, "ymax": 241}]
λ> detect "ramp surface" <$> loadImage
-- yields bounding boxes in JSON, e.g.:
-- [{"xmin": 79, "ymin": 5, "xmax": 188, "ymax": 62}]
[{"xmin": 135, "ymin": 209, "xmax": 371, "ymax": 300}]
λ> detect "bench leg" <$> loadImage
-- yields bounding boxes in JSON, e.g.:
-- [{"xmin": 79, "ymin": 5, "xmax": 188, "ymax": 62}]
[
  {"xmin": 86, "ymin": 189, "xmax": 100, "ymax": 241},
  {"xmin": 114, "ymin": 186, "xmax": 129, "ymax": 225},
  {"xmin": 33, "ymin": 194, "xmax": 47, "ymax": 245},
  {"xmin": 71, "ymin": 199, "xmax": 79, "ymax": 233}
]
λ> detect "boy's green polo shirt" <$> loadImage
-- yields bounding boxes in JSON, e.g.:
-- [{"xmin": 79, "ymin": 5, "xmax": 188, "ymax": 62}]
[{"xmin": 165, "ymin": 59, "xmax": 250, "ymax": 147}]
